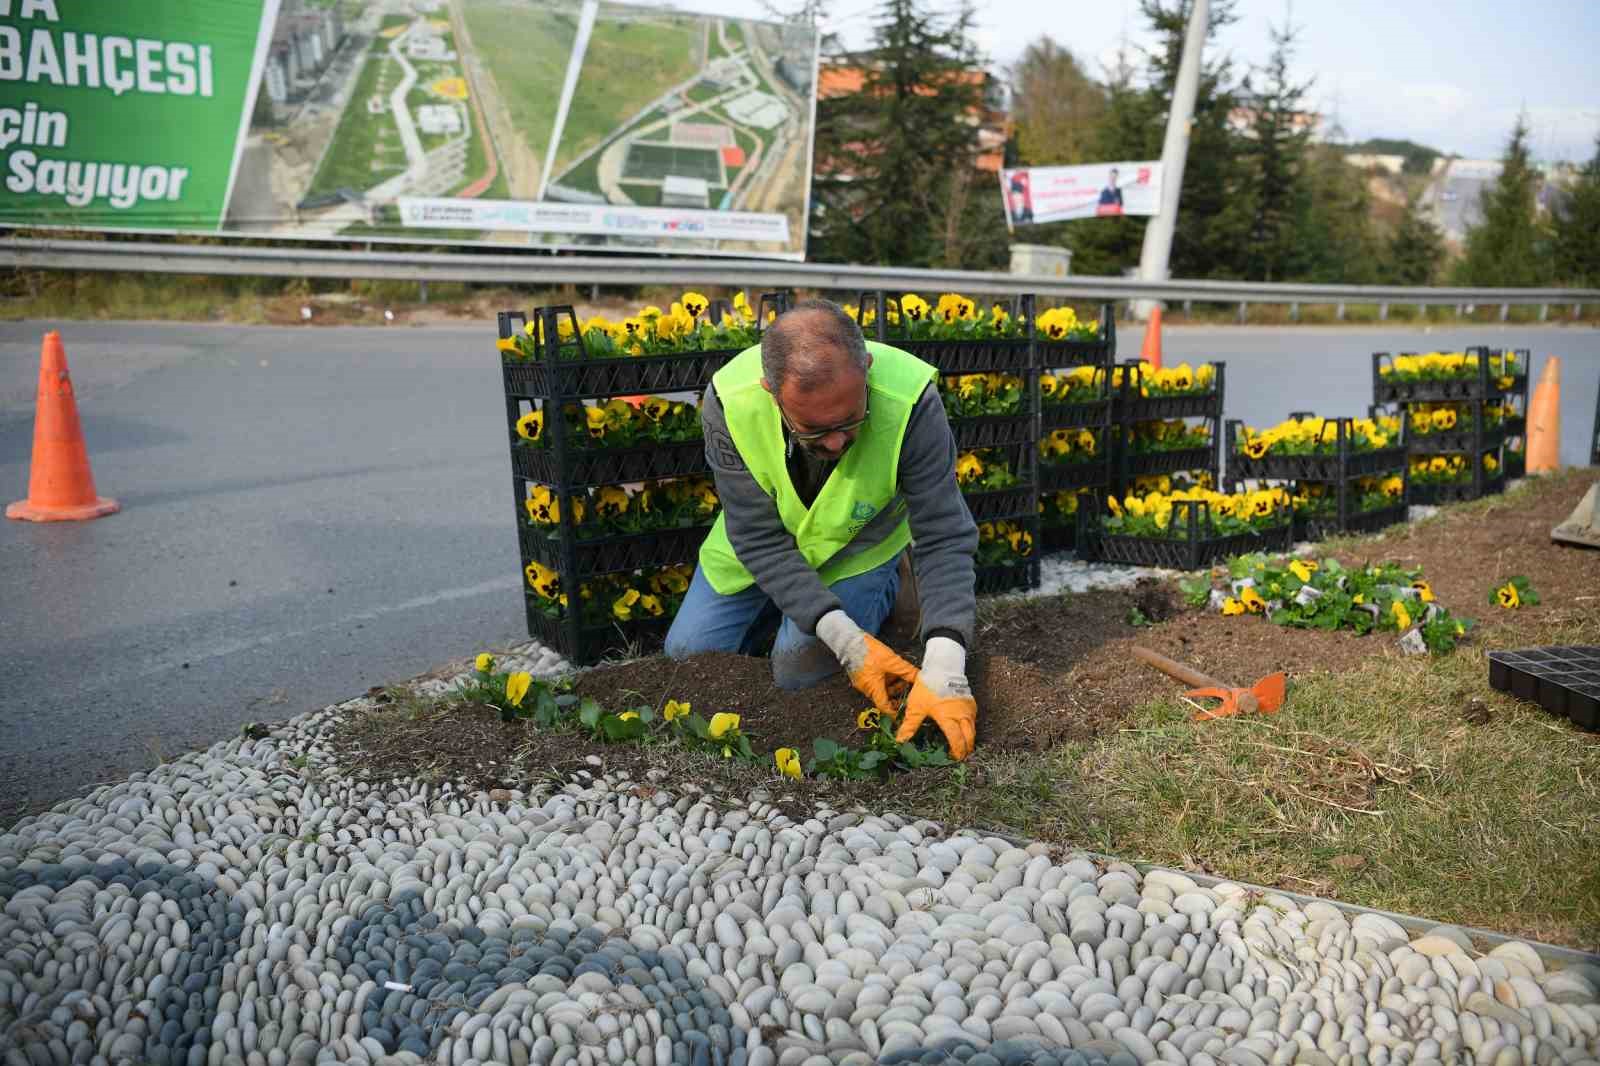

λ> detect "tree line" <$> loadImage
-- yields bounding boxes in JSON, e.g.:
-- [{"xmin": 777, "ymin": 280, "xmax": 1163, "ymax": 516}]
[{"xmin": 807, "ymin": 0, "xmax": 1600, "ymax": 288}]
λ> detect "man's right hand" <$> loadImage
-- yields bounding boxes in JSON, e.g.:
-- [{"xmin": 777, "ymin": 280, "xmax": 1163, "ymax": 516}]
[{"xmin": 815, "ymin": 610, "xmax": 918, "ymax": 716}]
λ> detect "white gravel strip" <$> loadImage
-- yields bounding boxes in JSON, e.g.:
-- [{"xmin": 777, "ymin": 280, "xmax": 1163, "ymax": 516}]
[{"xmin": 2, "ymin": 701, "xmax": 1597, "ymax": 1066}]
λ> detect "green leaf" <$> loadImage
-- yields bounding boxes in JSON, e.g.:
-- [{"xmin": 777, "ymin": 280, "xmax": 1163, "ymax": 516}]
[
  {"xmin": 578, "ymin": 701, "xmax": 602, "ymax": 729},
  {"xmin": 554, "ymin": 693, "xmax": 579, "ymax": 707},
  {"xmin": 635, "ymin": 706, "xmax": 656, "ymax": 724},
  {"xmin": 813, "ymin": 737, "xmax": 841, "ymax": 761},
  {"xmin": 600, "ymin": 715, "xmax": 646, "ymax": 742},
  {"xmin": 858, "ymin": 751, "xmax": 885, "ymax": 770},
  {"xmin": 533, "ymin": 687, "xmax": 561, "ymax": 727},
  {"xmin": 686, "ymin": 714, "xmax": 711, "ymax": 740}
]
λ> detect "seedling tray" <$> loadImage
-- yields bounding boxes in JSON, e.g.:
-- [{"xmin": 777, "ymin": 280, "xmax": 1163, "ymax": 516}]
[
  {"xmin": 1408, "ymin": 475, "xmax": 1505, "ymax": 505},
  {"xmin": 975, "ymin": 558, "xmax": 1041, "ymax": 595},
  {"xmin": 961, "ymin": 486, "xmax": 1038, "ymax": 523},
  {"xmin": 1487, "ymin": 646, "xmax": 1600, "ymax": 731},
  {"xmin": 1039, "ymin": 524, "xmax": 1077, "ymax": 554},
  {"xmin": 1042, "ymin": 397, "xmax": 1113, "ymax": 431},
  {"xmin": 1292, "ymin": 503, "xmax": 1408, "ymax": 542},
  {"xmin": 952, "ymin": 414, "xmax": 1036, "ymax": 450},
  {"xmin": 1125, "ymin": 445, "xmax": 1218, "ymax": 477},
  {"xmin": 1407, "ymin": 426, "xmax": 1507, "ymax": 455},
  {"xmin": 1040, "ymin": 458, "xmax": 1112, "ymax": 492},
  {"xmin": 518, "ymin": 522, "xmax": 711, "ymax": 577},
  {"xmin": 511, "ymin": 439, "xmax": 709, "ymax": 487},
  {"xmin": 524, "ymin": 600, "xmax": 674, "ymax": 666},
  {"xmin": 1116, "ymin": 361, "xmax": 1225, "ymax": 422}
]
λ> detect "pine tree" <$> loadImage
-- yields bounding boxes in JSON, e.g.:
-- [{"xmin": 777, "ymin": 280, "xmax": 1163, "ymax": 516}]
[
  {"xmin": 1293, "ymin": 146, "xmax": 1379, "ymax": 283},
  {"xmin": 1385, "ymin": 194, "xmax": 1446, "ymax": 285},
  {"xmin": 1552, "ymin": 136, "xmax": 1600, "ymax": 286},
  {"xmin": 1062, "ymin": 0, "xmax": 1253, "ymax": 279},
  {"xmin": 1238, "ymin": 19, "xmax": 1314, "ymax": 281},
  {"xmin": 1454, "ymin": 116, "xmax": 1550, "ymax": 286},
  {"xmin": 1009, "ymin": 39, "xmax": 1105, "ymax": 167},
  {"xmin": 808, "ymin": 0, "xmax": 989, "ymax": 267}
]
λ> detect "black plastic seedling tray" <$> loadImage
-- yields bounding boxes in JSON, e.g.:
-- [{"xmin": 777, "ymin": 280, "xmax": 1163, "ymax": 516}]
[{"xmin": 1487, "ymin": 646, "xmax": 1600, "ymax": 731}]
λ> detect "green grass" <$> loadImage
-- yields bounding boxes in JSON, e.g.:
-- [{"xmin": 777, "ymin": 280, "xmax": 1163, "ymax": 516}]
[
  {"xmin": 912, "ymin": 617, "xmax": 1600, "ymax": 948},
  {"xmin": 461, "ymin": 0, "xmax": 575, "ymax": 189},
  {"xmin": 686, "ymin": 81, "xmax": 722, "ymax": 105},
  {"xmin": 551, "ymin": 8, "xmax": 701, "ymax": 174},
  {"xmin": 619, "ymin": 182, "xmax": 662, "ymax": 206},
  {"xmin": 305, "ymin": 45, "xmax": 407, "ymax": 198},
  {"xmin": 723, "ymin": 21, "xmax": 744, "ymax": 51}
]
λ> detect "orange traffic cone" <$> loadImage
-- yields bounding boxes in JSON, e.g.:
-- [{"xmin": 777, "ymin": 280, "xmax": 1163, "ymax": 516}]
[
  {"xmin": 1141, "ymin": 306, "xmax": 1164, "ymax": 370},
  {"xmin": 1526, "ymin": 356, "xmax": 1561, "ymax": 475},
  {"xmin": 6, "ymin": 332, "xmax": 120, "ymax": 522}
]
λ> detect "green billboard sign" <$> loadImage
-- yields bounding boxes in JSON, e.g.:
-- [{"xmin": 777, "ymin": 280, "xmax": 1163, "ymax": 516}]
[{"xmin": 0, "ymin": 0, "xmax": 273, "ymax": 229}]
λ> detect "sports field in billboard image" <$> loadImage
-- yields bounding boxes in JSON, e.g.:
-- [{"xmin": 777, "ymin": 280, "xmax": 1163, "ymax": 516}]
[{"xmin": 227, "ymin": 0, "xmax": 817, "ymax": 255}]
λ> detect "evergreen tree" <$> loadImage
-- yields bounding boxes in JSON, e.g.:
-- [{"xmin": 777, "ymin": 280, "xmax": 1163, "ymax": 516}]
[
  {"xmin": 1384, "ymin": 194, "xmax": 1446, "ymax": 285},
  {"xmin": 1238, "ymin": 19, "xmax": 1314, "ymax": 281},
  {"xmin": 1293, "ymin": 146, "xmax": 1380, "ymax": 283},
  {"xmin": 808, "ymin": 0, "xmax": 989, "ymax": 267},
  {"xmin": 1058, "ymin": 0, "xmax": 1252, "ymax": 279},
  {"xmin": 1009, "ymin": 38, "xmax": 1105, "ymax": 167},
  {"xmin": 1454, "ymin": 116, "xmax": 1550, "ymax": 286},
  {"xmin": 1552, "ymin": 136, "xmax": 1600, "ymax": 286}
]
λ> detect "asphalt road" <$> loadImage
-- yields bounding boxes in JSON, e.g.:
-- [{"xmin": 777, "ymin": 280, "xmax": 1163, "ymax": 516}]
[{"xmin": 2, "ymin": 320, "xmax": 1596, "ymax": 826}]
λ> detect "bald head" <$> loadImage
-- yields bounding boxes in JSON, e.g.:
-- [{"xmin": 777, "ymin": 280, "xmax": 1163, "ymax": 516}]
[{"xmin": 760, "ymin": 299, "xmax": 870, "ymax": 396}]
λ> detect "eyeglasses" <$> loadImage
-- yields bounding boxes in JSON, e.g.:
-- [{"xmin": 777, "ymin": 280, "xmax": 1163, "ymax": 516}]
[{"xmin": 775, "ymin": 398, "xmax": 869, "ymax": 443}]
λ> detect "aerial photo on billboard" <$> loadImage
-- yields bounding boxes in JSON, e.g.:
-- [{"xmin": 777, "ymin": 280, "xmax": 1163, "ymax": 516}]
[{"xmin": 225, "ymin": 0, "xmax": 820, "ymax": 258}]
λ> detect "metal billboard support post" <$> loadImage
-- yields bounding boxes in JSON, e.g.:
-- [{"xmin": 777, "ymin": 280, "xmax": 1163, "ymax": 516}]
[{"xmin": 1134, "ymin": 0, "xmax": 1209, "ymax": 322}]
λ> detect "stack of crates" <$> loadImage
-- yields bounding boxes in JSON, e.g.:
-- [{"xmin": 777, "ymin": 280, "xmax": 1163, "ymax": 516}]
[
  {"xmin": 1372, "ymin": 347, "xmax": 1524, "ymax": 504},
  {"xmin": 497, "ymin": 296, "xmax": 788, "ymax": 665}
]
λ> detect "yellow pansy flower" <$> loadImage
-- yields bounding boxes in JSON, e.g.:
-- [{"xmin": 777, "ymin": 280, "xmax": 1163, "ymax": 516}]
[
  {"xmin": 663, "ymin": 699, "xmax": 689, "ymax": 722},
  {"xmin": 857, "ymin": 709, "xmax": 881, "ymax": 731},
  {"xmin": 505, "ymin": 672, "xmax": 532, "ymax": 707},
  {"xmin": 1391, "ymin": 600, "xmax": 1412, "ymax": 630},
  {"xmin": 708, "ymin": 712, "xmax": 740, "ymax": 739},
  {"xmin": 475, "ymin": 652, "xmax": 494, "ymax": 672},
  {"xmin": 775, "ymin": 748, "xmax": 802, "ymax": 779}
]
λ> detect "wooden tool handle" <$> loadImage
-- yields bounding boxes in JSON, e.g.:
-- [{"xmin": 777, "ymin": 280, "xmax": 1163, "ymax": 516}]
[{"xmin": 1131, "ymin": 646, "xmax": 1231, "ymax": 690}]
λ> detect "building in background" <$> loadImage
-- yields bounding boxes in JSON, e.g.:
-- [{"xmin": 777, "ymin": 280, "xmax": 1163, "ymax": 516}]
[{"xmin": 263, "ymin": 2, "xmax": 345, "ymax": 108}]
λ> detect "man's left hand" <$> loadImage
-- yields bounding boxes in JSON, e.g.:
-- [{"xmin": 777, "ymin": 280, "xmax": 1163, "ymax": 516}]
[{"xmin": 894, "ymin": 636, "xmax": 977, "ymax": 760}]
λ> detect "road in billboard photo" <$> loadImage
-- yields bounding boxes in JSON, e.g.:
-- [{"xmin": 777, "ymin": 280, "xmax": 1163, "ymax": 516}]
[{"xmin": 225, "ymin": 0, "xmax": 819, "ymax": 257}]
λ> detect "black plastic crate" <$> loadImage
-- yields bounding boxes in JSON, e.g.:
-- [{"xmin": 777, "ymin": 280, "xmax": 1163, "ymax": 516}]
[
  {"xmin": 1292, "ymin": 502, "xmax": 1409, "ymax": 542},
  {"xmin": 1372, "ymin": 348, "xmax": 1520, "ymax": 403},
  {"xmin": 1115, "ymin": 361, "xmax": 1225, "ymax": 422},
  {"xmin": 524, "ymin": 599, "xmax": 676, "ymax": 666},
  {"xmin": 518, "ymin": 522, "xmax": 711, "ymax": 577},
  {"xmin": 1488, "ymin": 646, "xmax": 1600, "ymax": 732},
  {"xmin": 1407, "ymin": 474, "xmax": 1506, "ymax": 505},
  {"xmin": 1505, "ymin": 452, "xmax": 1526, "ymax": 479},
  {"xmin": 496, "ymin": 297, "xmax": 788, "ymax": 401},
  {"xmin": 1406, "ymin": 424, "xmax": 1508, "ymax": 456},
  {"xmin": 1042, "ymin": 397, "xmax": 1113, "ymax": 431},
  {"xmin": 952, "ymin": 415, "xmax": 1036, "ymax": 450},
  {"xmin": 1093, "ymin": 500, "xmax": 1293, "ymax": 571},
  {"xmin": 1225, "ymin": 419, "xmax": 1407, "ymax": 481},
  {"xmin": 1125, "ymin": 444, "xmax": 1218, "ymax": 477},
  {"xmin": 511, "ymin": 439, "xmax": 709, "ymax": 488},
  {"xmin": 961, "ymin": 485, "xmax": 1038, "ymax": 522},
  {"xmin": 975, "ymin": 558, "xmax": 1041, "ymax": 595},
  {"xmin": 856, "ymin": 294, "xmax": 1115, "ymax": 373},
  {"xmin": 1040, "ymin": 458, "xmax": 1112, "ymax": 492},
  {"xmin": 1039, "ymin": 523, "xmax": 1077, "ymax": 554}
]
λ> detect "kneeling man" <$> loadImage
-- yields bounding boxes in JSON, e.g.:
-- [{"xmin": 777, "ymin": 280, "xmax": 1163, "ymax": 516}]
[{"xmin": 665, "ymin": 299, "xmax": 980, "ymax": 759}]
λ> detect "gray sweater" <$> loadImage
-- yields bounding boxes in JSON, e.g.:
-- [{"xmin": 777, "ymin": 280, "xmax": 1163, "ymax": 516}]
[{"xmin": 701, "ymin": 381, "xmax": 979, "ymax": 647}]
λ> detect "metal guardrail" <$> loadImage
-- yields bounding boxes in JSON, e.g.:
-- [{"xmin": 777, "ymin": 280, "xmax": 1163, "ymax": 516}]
[{"xmin": 5, "ymin": 238, "xmax": 1598, "ymax": 316}]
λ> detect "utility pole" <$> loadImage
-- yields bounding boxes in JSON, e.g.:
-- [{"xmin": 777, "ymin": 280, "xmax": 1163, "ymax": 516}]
[{"xmin": 1136, "ymin": 0, "xmax": 1209, "ymax": 319}]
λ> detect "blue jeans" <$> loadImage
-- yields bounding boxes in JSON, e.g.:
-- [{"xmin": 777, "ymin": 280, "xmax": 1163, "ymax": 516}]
[{"xmin": 664, "ymin": 553, "xmax": 902, "ymax": 689}]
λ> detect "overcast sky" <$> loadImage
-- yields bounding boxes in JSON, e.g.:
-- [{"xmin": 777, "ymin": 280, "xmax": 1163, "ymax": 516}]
[{"xmin": 664, "ymin": 0, "xmax": 1600, "ymax": 163}]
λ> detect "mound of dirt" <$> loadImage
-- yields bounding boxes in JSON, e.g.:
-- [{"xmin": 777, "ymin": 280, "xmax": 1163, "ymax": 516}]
[{"xmin": 569, "ymin": 648, "xmax": 1088, "ymax": 756}]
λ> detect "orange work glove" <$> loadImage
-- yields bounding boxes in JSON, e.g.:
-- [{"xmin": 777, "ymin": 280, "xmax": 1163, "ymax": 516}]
[
  {"xmin": 894, "ymin": 636, "xmax": 976, "ymax": 760},
  {"xmin": 814, "ymin": 610, "xmax": 918, "ymax": 716}
]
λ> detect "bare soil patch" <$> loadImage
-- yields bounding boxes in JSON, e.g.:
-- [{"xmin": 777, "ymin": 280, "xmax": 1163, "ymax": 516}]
[{"xmin": 322, "ymin": 471, "xmax": 1600, "ymax": 791}]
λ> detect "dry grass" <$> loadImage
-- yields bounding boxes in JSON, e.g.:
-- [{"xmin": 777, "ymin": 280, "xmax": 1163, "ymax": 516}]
[{"xmin": 910, "ymin": 609, "xmax": 1600, "ymax": 949}]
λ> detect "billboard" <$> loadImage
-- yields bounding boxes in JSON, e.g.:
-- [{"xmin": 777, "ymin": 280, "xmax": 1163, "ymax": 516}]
[
  {"xmin": 0, "ymin": 0, "xmax": 820, "ymax": 259},
  {"xmin": 1000, "ymin": 161, "xmax": 1163, "ymax": 228}
]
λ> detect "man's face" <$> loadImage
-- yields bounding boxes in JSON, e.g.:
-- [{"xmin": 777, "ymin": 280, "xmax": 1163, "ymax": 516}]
[{"xmin": 769, "ymin": 369, "xmax": 869, "ymax": 462}]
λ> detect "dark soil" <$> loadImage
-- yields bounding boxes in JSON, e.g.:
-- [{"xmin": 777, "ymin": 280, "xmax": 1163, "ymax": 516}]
[{"xmin": 320, "ymin": 471, "xmax": 1600, "ymax": 791}]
